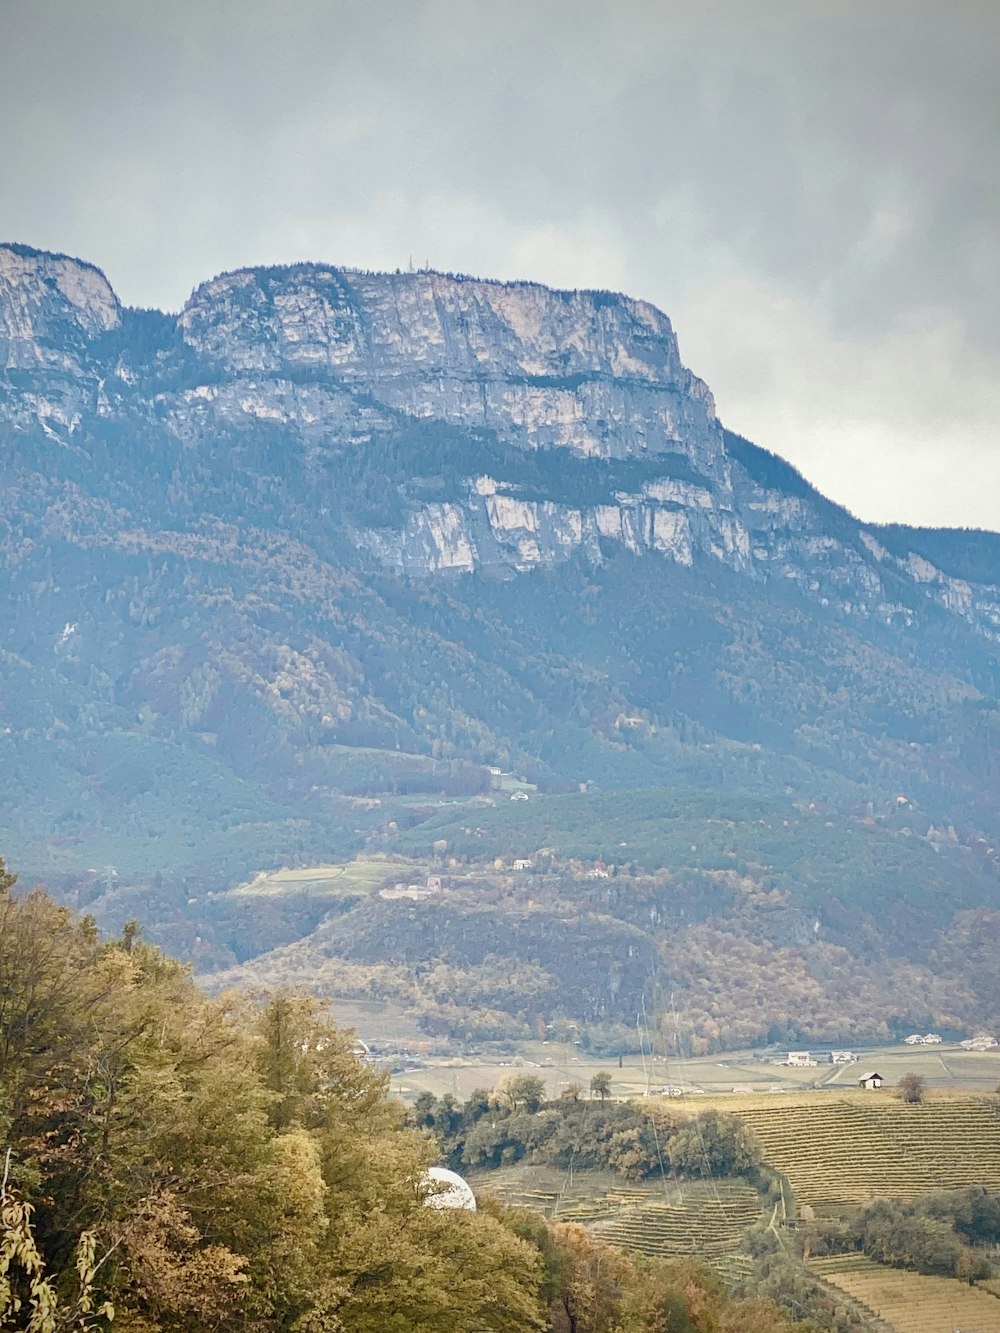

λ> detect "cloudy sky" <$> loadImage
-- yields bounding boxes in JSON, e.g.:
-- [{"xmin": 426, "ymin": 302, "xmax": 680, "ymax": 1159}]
[{"xmin": 2, "ymin": 0, "xmax": 997, "ymax": 529}]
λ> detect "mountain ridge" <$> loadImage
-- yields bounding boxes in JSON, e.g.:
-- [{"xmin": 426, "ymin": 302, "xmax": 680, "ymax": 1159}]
[{"xmin": 2, "ymin": 242, "xmax": 1000, "ymax": 1046}]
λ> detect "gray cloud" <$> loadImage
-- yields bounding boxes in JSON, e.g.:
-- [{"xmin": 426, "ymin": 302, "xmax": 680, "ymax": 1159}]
[{"xmin": 1, "ymin": 0, "xmax": 997, "ymax": 527}]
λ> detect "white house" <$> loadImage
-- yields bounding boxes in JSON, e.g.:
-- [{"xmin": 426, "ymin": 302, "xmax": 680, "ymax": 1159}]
[
  {"xmin": 859, "ymin": 1072, "xmax": 883, "ymax": 1090},
  {"xmin": 787, "ymin": 1052, "xmax": 816, "ymax": 1067}
]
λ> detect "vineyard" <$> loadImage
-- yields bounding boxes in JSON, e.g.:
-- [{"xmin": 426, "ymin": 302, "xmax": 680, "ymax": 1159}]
[
  {"xmin": 467, "ymin": 1094, "xmax": 1000, "ymax": 1275},
  {"xmin": 811, "ymin": 1254, "xmax": 1000, "ymax": 1333},
  {"xmin": 730, "ymin": 1095, "xmax": 1000, "ymax": 1208},
  {"xmin": 586, "ymin": 1181, "xmax": 762, "ymax": 1258},
  {"xmin": 469, "ymin": 1165, "xmax": 765, "ymax": 1257}
]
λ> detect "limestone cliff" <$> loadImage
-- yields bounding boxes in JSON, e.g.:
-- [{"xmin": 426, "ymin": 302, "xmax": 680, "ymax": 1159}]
[
  {"xmin": 4, "ymin": 244, "xmax": 995, "ymax": 639},
  {"xmin": 178, "ymin": 265, "xmax": 721, "ymax": 467},
  {"xmin": 0, "ymin": 243, "xmax": 120, "ymax": 435}
]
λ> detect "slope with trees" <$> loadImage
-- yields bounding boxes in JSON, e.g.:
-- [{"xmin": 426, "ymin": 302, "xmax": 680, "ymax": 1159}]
[{"xmin": 1, "ymin": 858, "xmax": 817, "ymax": 1332}]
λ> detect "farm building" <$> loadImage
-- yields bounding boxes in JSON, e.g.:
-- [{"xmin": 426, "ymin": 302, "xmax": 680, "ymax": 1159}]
[
  {"xmin": 858, "ymin": 1072, "xmax": 883, "ymax": 1090},
  {"xmin": 786, "ymin": 1051, "xmax": 816, "ymax": 1067}
]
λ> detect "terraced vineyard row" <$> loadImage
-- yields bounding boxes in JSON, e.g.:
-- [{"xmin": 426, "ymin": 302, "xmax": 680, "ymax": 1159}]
[
  {"xmin": 466, "ymin": 1164, "xmax": 568, "ymax": 1215},
  {"xmin": 554, "ymin": 1181, "xmax": 667, "ymax": 1224},
  {"xmin": 732, "ymin": 1096, "xmax": 1000, "ymax": 1207},
  {"xmin": 589, "ymin": 1181, "xmax": 762, "ymax": 1257},
  {"xmin": 468, "ymin": 1166, "xmax": 765, "ymax": 1258},
  {"xmin": 811, "ymin": 1254, "xmax": 1000, "ymax": 1333}
]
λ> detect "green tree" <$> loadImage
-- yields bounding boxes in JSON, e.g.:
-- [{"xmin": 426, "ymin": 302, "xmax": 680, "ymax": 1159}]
[
  {"xmin": 548, "ymin": 1222, "xmax": 635, "ymax": 1333},
  {"xmin": 622, "ymin": 1257, "xmax": 726, "ymax": 1332},
  {"xmin": 669, "ymin": 1111, "xmax": 761, "ymax": 1177},
  {"xmin": 0, "ymin": 875, "xmax": 553, "ymax": 1331},
  {"xmin": 0, "ymin": 1157, "xmax": 114, "ymax": 1332},
  {"xmin": 328, "ymin": 1209, "xmax": 545, "ymax": 1332}
]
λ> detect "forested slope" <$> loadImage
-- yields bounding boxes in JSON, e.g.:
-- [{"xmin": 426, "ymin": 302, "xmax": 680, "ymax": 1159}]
[{"xmin": 0, "ymin": 861, "xmax": 815, "ymax": 1332}]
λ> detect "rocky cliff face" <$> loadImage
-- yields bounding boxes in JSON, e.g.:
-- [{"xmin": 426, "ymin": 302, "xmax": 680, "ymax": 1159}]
[
  {"xmin": 2, "ymin": 244, "xmax": 995, "ymax": 635},
  {"xmin": 9, "ymin": 244, "xmax": 1000, "ymax": 1046},
  {"xmin": 0, "ymin": 244, "xmax": 120, "ymax": 435},
  {"xmin": 179, "ymin": 265, "xmax": 720, "ymax": 461}
]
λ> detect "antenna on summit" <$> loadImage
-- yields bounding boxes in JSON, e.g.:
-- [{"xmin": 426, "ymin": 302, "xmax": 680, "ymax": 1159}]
[{"xmin": 408, "ymin": 255, "xmax": 414, "ymax": 273}]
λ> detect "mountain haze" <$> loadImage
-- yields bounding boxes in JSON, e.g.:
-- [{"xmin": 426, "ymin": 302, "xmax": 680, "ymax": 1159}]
[{"xmin": 3, "ymin": 242, "xmax": 1000, "ymax": 1045}]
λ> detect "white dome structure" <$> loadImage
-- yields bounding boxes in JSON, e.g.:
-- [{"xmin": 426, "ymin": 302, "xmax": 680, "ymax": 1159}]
[{"xmin": 423, "ymin": 1166, "xmax": 477, "ymax": 1211}]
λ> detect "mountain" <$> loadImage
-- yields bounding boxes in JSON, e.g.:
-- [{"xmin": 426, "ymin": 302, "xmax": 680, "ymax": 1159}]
[{"xmin": 3, "ymin": 242, "xmax": 1000, "ymax": 1046}]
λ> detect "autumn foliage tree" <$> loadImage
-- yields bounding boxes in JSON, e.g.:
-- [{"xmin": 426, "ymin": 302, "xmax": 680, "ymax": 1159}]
[
  {"xmin": 0, "ymin": 861, "xmax": 545, "ymax": 1331},
  {"xmin": 1, "ymin": 859, "xmax": 818, "ymax": 1332}
]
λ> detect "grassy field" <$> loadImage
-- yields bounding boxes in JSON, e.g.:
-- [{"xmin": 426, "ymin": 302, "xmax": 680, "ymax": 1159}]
[
  {"xmin": 811, "ymin": 1254, "xmax": 1000, "ymax": 1332},
  {"xmin": 324, "ymin": 999, "xmax": 427, "ymax": 1044},
  {"xmin": 231, "ymin": 855, "xmax": 421, "ymax": 899}
]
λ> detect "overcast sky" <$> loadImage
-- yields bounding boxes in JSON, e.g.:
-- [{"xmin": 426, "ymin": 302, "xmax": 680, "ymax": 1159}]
[{"xmin": 2, "ymin": 0, "xmax": 998, "ymax": 529}]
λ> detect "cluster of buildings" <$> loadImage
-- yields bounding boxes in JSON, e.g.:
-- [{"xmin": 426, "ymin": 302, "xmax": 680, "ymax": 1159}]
[
  {"xmin": 379, "ymin": 875, "xmax": 443, "ymax": 901},
  {"xmin": 779, "ymin": 1032, "xmax": 998, "ymax": 1072},
  {"xmin": 784, "ymin": 1050, "xmax": 855, "ymax": 1067},
  {"xmin": 905, "ymin": 1032, "xmax": 999, "ymax": 1049}
]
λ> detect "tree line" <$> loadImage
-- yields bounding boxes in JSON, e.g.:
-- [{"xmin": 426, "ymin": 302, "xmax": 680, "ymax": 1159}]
[
  {"xmin": 805, "ymin": 1189, "xmax": 1000, "ymax": 1282},
  {"xmin": 411, "ymin": 1078, "xmax": 765, "ymax": 1185}
]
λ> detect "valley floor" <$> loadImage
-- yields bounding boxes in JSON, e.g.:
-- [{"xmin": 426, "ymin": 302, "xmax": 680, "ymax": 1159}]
[{"xmin": 388, "ymin": 1038, "xmax": 1000, "ymax": 1105}]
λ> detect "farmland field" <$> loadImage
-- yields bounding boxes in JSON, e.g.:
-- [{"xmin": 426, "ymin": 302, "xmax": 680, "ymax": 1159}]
[
  {"xmin": 231, "ymin": 855, "xmax": 421, "ymax": 898},
  {"xmin": 811, "ymin": 1254, "xmax": 1000, "ymax": 1332},
  {"xmin": 724, "ymin": 1093, "xmax": 1000, "ymax": 1207},
  {"xmin": 392, "ymin": 1045, "xmax": 1000, "ymax": 1107}
]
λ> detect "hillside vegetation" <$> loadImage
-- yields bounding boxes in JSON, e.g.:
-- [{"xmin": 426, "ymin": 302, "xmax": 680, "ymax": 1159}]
[
  {"xmin": 204, "ymin": 814, "xmax": 1000, "ymax": 1052},
  {"xmin": 1, "ymin": 861, "xmax": 821, "ymax": 1333},
  {"xmin": 415, "ymin": 1080, "xmax": 1000, "ymax": 1330},
  {"xmin": 5, "ymin": 246, "xmax": 1000, "ymax": 1069}
]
